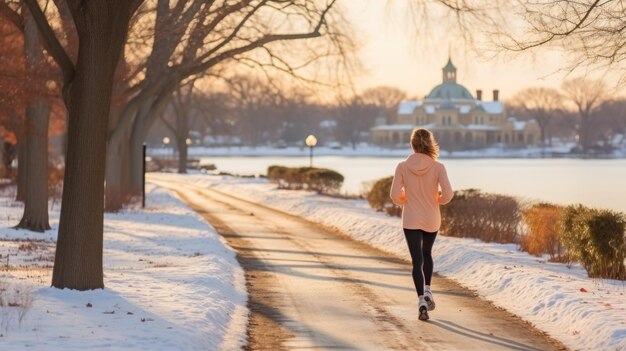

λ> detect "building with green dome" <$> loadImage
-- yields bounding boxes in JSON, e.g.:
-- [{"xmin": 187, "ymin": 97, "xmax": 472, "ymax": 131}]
[{"xmin": 370, "ymin": 58, "xmax": 540, "ymax": 149}]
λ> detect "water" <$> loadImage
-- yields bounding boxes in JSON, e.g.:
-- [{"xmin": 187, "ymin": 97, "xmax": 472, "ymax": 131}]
[{"xmin": 199, "ymin": 156, "xmax": 626, "ymax": 213}]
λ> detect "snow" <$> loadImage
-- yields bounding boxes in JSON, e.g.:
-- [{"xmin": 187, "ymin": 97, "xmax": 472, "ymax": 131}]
[
  {"xmin": 480, "ymin": 101, "xmax": 504, "ymax": 114},
  {"xmin": 424, "ymin": 105, "xmax": 436, "ymax": 114},
  {"xmin": 0, "ymin": 185, "xmax": 247, "ymax": 350},
  {"xmin": 458, "ymin": 105, "xmax": 472, "ymax": 114},
  {"xmin": 397, "ymin": 100, "xmax": 421, "ymax": 114},
  {"xmin": 369, "ymin": 124, "xmax": 415, "ymax": 132},
  {"xmin": 154, "ymin": 173, "xmax": 626, "ymax": 351}
]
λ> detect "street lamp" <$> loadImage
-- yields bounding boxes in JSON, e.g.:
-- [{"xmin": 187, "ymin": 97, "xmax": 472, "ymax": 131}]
[
  {"xmin": 163, "ymin": 137, "xmax": 171, "ymax": 160},
  {"xmin": 305, "ymin": 134, "xmax": 317, "ymax": 168}
]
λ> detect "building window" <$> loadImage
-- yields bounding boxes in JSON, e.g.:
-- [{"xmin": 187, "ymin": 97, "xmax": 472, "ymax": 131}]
[{"xmin": 518, "ymin": 133, "xmax": 524, "ymax": 142}]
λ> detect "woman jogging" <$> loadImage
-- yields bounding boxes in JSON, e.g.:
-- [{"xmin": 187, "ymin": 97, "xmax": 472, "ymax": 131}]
[{"xmin": 390, "ymin": 128, "xmax": 453, "ymax": 321}]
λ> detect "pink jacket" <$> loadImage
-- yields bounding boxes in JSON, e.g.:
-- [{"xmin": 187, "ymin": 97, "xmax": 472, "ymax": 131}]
[{"xmin": 390, "ymin": 153, "xmax": 453, "ymax": 232}]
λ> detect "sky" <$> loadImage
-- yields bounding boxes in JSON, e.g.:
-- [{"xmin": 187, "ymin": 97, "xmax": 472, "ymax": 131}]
[{"xmin": 342, "ymin": 1, "xmax": 617, "ymax": 101}]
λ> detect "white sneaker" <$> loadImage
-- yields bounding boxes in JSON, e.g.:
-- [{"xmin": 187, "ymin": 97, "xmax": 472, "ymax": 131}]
[
  {"xmin": 418, "ymin": 300, "xmax": 429, "ymax": 321},
  {"xmin": 424, "ymin": 290, "xmax": 436, "ymax": 311}
]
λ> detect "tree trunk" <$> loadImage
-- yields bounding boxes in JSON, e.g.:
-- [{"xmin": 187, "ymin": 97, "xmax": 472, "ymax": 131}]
[
  {"xmin": 105, "ymin": 83, "xmax": 133, "ymax": 212},
  {"xmin": 580, "ymin": 113, "xmax": 590, "ymax": 153},
  {"xmin": 128, "ymin": 88, "xmax": 175, "ymax": 194},
  {"xmin": 16, "ymin": 101, "xmax": 51, "ymax": 231},
  {"xmin": 129, "ymin": 107, "xmax": 150, "ymax": 195},
  {"xmin": 105, "ymin": 134, "xmax": 132, "ymax": 211},
  {"xmin": 16, "ymin": 10, "xmax": 51, "ymax": 232},
  {"xmin": 176, "ymin": 104, "xmax": 189, "ymax": 174},
  {"xmin": 15, "ymin": 136, "xmax": 27, "ymax": 202},
  {"xmin": 52, "ymin": 2, "xmax": 137, "ymax": 290},
  {"xmin": 177, "ymin": 138, "xmax": 188, "ymax": 174}
]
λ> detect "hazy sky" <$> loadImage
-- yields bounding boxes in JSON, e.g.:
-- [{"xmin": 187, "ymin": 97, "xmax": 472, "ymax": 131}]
[{"xmin": 343, "ymin": 1, "xmax": 609, "ymax": 101}]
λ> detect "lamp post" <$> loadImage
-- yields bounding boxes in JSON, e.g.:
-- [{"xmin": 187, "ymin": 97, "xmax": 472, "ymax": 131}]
[
  {"xmin": 305, "ymin": 134, "xmax": 317, "ymax": 168},
  {"xmin": 163, "ymin": 137, "xmax": 170, "ymax": 160}
]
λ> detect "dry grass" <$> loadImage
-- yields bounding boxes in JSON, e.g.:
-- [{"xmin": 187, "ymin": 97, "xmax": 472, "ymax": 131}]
[
  {"xmin": 0, "ymin": 278, "xmax": 35, "ymax": 334},
  {"xmin": 520, "ymin": 203, "xmax": 566, "ymax": 261}
]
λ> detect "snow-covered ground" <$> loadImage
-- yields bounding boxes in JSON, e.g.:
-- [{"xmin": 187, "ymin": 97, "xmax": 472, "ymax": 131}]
[
  {"xmin": 154, "ymin": 172, "xmax": 626, "ymax": 351},
  {"xmin": 148, "ymin": 142, "xmax": 626, "ymax": 159},
  {"xmin": 0, "ymin": 184, "xmax": 247, "ymax": 350}
]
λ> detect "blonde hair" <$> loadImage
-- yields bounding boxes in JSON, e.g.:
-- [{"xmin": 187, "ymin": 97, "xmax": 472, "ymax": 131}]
[{"xmin": 410, "ymin": 128, "xmax": 439, "ymax": 159}]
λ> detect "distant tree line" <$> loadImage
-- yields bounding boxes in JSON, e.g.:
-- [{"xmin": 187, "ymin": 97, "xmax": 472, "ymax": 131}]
[
  {"xmin": 509, "ymin": 78, "xmax": 625, "ymax": 153},
  {"xmin": 150, "ymin": 80, "xmax": 408, "ymax": 156}
]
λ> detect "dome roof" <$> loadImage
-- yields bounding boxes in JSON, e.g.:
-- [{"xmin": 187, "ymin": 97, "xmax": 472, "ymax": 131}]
[{"xmin": 426, "ymin": 82, "xmax": 474, "ymax": 100}]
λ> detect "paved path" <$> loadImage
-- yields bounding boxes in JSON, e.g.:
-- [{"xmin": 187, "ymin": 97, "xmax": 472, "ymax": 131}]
[{"xmin": 151, "ymin": 175, "xmax": 566, "ymax": 351}]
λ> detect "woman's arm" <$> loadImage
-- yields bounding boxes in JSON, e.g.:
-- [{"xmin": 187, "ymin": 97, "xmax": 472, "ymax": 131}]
[
  {"xmin": 390, "ymin": 163, "xmax": 406, "ymax": 205},
  {"xmin": 438, "ymin": 164, "xmax": 453, "ymax": 205}
]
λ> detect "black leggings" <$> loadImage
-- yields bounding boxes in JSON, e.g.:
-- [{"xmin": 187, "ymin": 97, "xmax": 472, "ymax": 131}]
[{"xmin": 403, "ymin": 228, "xmax": 438, "ymax": 297}]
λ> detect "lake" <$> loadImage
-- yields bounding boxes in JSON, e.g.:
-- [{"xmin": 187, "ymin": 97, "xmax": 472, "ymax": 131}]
[{"xmin": 198, "ymin": 155, "xmax": 626, "ymax": 213}]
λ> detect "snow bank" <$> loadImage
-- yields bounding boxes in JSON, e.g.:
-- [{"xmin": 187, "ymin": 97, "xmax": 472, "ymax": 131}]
[
  {"xmin": 0, "ymin": 184, "xmax": 247, "ymax": 350},
  {"xmin": 156, "ymin": 173, "xmax": 626, "ymax": 351}
]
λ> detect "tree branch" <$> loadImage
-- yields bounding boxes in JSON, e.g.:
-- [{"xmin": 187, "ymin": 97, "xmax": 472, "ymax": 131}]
[
  {"xmin": 0, "ymin": 1, "xmax": 23, "ymax": 31},
  {"xmin": 22, "ymin": 0, "xmax": 75, "ymax": 89},
  {"xmin": 186, "ymin": 0, "xmax": 337, "ymax": 79}
]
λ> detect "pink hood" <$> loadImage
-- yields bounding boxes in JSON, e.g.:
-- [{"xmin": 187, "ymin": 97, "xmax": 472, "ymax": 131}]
[{"xmin": 404, "ymin": 153, "xmax": 436, "ymax": 176}]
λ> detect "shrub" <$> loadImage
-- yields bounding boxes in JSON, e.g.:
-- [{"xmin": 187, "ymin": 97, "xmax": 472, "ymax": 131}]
[
  {"xmin": 366, "ymin": 176, "xmax": 402, "ymax": 217},
  {"xmin": 305, "ymin": 168, "xmax": 344, "ymax": 194},
  {"xmin": 266, "ymin": 165, "xmax": 344, "ymax": 194},
  {"xmin": 267, "ymin": 165, "xmax": 289, "ymax": 188},
  {"xmin": 440, "ymin": 189, "xmax": 521, "ymax": 243},
  {"xmin": 284, "ymin": 167, "xmax": 310, "ymax": 190},
  {"xmin": 560, "ymin": 205, "xmax": 626, "ymax": 279},
  {"xmin": 520, "ymin": 203, "xmax": 566, "ymax": 261}
]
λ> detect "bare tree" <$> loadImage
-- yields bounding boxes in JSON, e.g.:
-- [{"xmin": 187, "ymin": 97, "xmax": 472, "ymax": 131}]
[
  {"xmin": 0, "ymin": 8, "xmax": 25, "ymax": 187},
  {"xmin": 561, "ymin": 77, "xmax": 611, "ymax": 153},
  {"xmin": 159, "ymin": 79, "xmax": 196, "ymax": 174},
  {"xmin": 23, "ymin": 0, "xmax": 144, "ymax": 289},
  {"xmin": 601, "ymin": 99, "xmax": 626, "ymax": 133},
  {"xmin": 334, "ymin": 97, "xmax": 380, "ymax": 149},
  {"xmin": 593, "ymin": 98, "xmax": 626, "ymax": 146},
  {"xmin": 360, "ymin": 86, "xmax": 407, "ymax": 124},
  {"xmin": 105, "ymin": 0, "xmax": 353, "ymax": 210},
  {"xmin": 228, "ymin": 75, "xmax": 284, "ymax": 147},
  {"xmin": 1, "ymin": 3, "xmax": 66, "ymax": 231},
  {"xmin": 499, "ymin": 0, "xmax": 626, "ymax": 78},
  {"xmin": 510, "ymin": 87, "xmax": 563, "ymax": 146}
]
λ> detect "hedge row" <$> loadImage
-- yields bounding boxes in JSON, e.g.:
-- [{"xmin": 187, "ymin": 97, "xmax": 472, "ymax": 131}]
[
  {"xmin": 267, "ymin": 165, "xmax": 344, "ymax": 195},
  {"xmin": 366, "ymin": 176, "xmax": 626, "ymax": 280}
]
